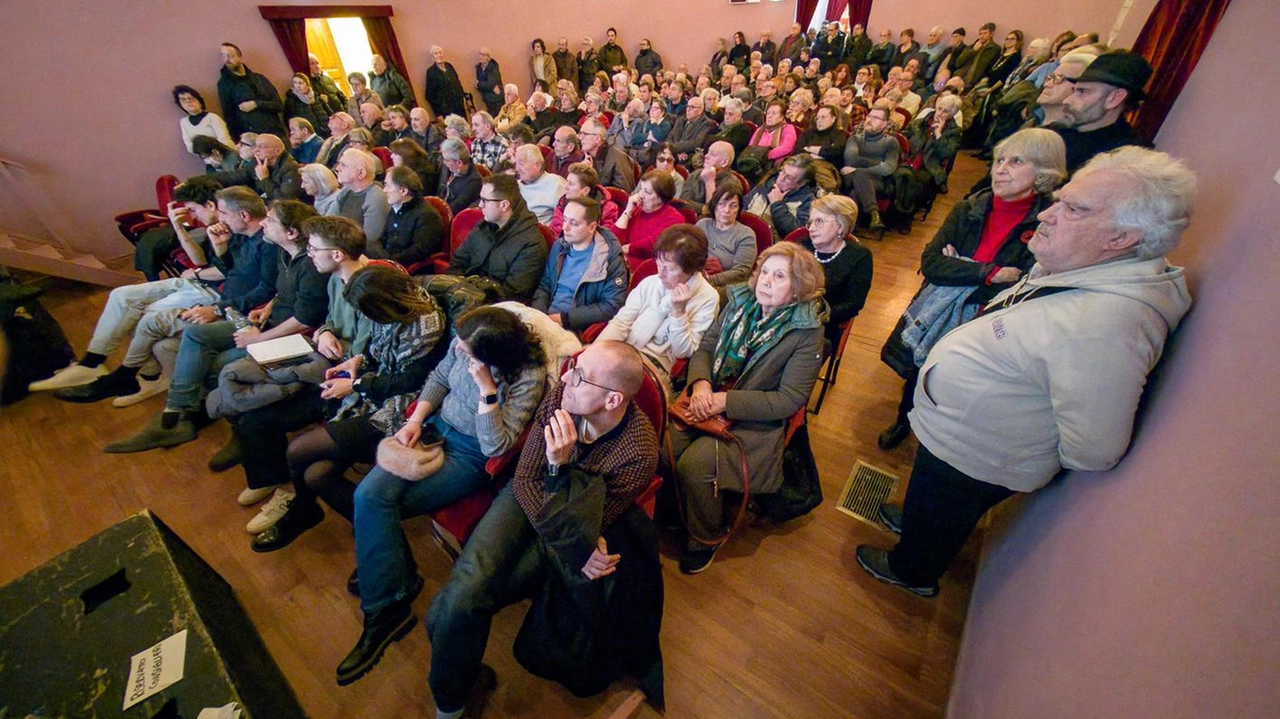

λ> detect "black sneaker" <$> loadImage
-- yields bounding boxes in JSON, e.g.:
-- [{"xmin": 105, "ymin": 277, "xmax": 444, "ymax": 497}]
[
  {"xmin": 335, "ymin": 601, "xmax": 417, "ymax": 685},
  {"xmin": 679, "ymin": 542, "xmax": 723, "ymax": 574},
  {"xmin": 877, "ymin": 503, "xmax": 903, "ymax": 535},
  {"xmin": 250, "ymin": 501, "xmax": 324, "ymax": 553},
  {"xmin": 855, "ymin": 545, "xmax": 938, "ymax": 597},
  {"xmin": 54, "ymin": 368, "xmax": 139, "ymax": 403}
]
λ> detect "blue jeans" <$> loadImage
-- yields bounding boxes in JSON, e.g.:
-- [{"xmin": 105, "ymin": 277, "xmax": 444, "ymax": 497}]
[
  {"xmin": 165, "ymin": 320, "xmax": 245, "ymax": 412},
  {"xmin": 425, "ymin": 485, "xmax": 544, "ymax": 713},
  {"xmin": 353, "ymin": 415, "xmax": 491, "ymax": 615}
]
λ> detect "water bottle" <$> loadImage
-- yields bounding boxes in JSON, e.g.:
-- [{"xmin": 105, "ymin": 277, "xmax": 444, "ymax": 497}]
[{"xmin": 224, "ymin": 307, "xmax": 252, "ymax": 331}]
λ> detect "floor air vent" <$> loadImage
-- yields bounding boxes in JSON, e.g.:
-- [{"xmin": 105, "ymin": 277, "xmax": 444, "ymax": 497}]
[{"xmin": 836, "ymin": 461, "xmax": 899, "ymax": 526}]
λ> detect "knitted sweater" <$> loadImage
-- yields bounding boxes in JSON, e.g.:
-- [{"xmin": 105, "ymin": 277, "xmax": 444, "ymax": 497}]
[{"xmin": 417, "ymin": 337, "xmax": 546, "ymax": 457}]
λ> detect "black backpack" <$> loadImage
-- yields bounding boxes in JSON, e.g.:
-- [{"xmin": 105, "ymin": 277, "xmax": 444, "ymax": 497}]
[{"xmin": 1, "ymin": 280, "xmax": 75, "ymax": 405}]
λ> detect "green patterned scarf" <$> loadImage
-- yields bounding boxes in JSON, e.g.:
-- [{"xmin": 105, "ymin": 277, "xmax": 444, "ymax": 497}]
[{"xmin": 711, "ymin": 293, "xmax": 804, "ymax": 385}]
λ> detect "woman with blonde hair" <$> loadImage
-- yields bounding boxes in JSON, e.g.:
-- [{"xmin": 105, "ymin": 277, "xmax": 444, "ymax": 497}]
[{"xmin": 670, "ymin": 241, "xmax": 828, "ymax": 573}]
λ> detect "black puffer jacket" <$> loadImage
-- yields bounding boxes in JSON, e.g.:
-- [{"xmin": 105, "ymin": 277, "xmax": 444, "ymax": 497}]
[{"xmin": 447, "ymin": 196, "xmax": 548, "ymax": 302}]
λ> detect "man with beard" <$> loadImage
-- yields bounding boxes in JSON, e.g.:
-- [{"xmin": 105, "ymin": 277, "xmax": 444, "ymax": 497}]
[
  {"xmin": 217, "ymin": 43, "xmax": 284, "ymax": 137},
  {"xmin": 1054, "ymin": 51, "xmax": 1151, "ymax": 172}
]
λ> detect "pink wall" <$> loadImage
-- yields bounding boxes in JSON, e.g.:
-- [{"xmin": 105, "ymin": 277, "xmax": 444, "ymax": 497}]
[
  {"xmin": 867, "ymin": 0, "xmax": 1156, "ymax": 56},
  {"xmin": 0, "ymin": 0, "xmax": 793, "ymax": 258},
  {"xmin": 945, "ymin": 0, "xmax": 1280, "ymax": 716}
]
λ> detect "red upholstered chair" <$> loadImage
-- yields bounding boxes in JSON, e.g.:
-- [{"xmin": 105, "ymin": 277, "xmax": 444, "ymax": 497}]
[
  {"xmin": 625, "ymin": 153, "xmax": 642, "ymax": 185},
  {"xmin": 730, "ymin": 170, "xmax": 751, "ymax": 194},
  {"xmin": 476, "ymin": 164, "xmax": 491, "ymax": 178},
  {"xmin": 630, "ymin": 363, "xmax": 668, "ymax": 519},
  {"xmin": 603, "ymin": 186, "xmax": 631, "ymax": 209},
  {"xmin": 630, "ymin": 258, "xmax": 658, "ymax": 289},
  {"xmin": 427, "ymin": 207, "xmax": 483, "ymax": 274},
  {"xmin": 744, "ymin": 121, "xmax": 758, "ymax": 137},
  {"xmin": 783, "ymin": 226, "xmax": 809, "ymax": 244},
  {"xmin": 738, "ymin": 211, "xmax": 774, "ymax": 254},
  {"xmin": 537, "ymin": 223, "xmax": 557, "ymax": 249},
  {"xmin": 672, "ymin": 164, "xmax": 689, "ymax": 180},
  {"xmin": 893, "ymin": 107, "xmax": 913, "ymax": 129},
  {"xmin": 669, "ymin": 199, "xmax": 699, "ymax": 224},
  {"xmin": 538, "ymin": 144, "xmax": 553, "ymax": 165},
  {"xmin": 113, "ymin": 174, "xmax": 181, "ymax": 246},
  {"xmin": 405, "ymin": 197, "xmax": 454, "ymax": 275},
  {"xmin": 371, "ymin": 146, "xmax": 394, "ymax": 170}
]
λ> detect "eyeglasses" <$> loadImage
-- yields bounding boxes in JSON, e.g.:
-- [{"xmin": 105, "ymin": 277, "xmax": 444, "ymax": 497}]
[
  {"xmin": 477, "ymin": 196, "xmax": 505, "ymax": 204},
  {"xmin": 566, "ymin": 356, "xmax": 620, "ymax": 394},
  {"xmin": 305, "ymin": 244, "xmax": 335, "ymax": 254}
]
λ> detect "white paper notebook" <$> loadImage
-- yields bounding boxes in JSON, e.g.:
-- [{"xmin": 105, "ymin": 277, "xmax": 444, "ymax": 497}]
[{"xmin": 245, "ymin": 334, "xmax": 313, "ymax": 366}]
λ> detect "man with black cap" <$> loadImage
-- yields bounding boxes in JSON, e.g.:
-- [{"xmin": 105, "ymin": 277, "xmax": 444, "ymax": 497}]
[{"xmin": 1055, "ymin": 50, "xmax": 1152, "ymax": 172}]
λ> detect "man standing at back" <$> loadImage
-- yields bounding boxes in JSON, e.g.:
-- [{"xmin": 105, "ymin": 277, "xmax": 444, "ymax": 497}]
[
  {"xmin": 217, "ymin": 42, "xmax": 284, "ymax": 137},
  {"xmin": 1054, "ymin": 50, "xmax": 1151, "ymax": 173},
  {"xmin": 448, "ymin": 174, "xmax": 549, "ymax": 302},
  {"xmin": 369, "ymin": 54, "xmax": 416, "ymax": 109}
]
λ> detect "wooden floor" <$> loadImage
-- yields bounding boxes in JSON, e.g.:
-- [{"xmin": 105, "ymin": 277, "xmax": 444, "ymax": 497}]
[{"xmin": 0, "ymin": 156, "xmax": 995, "ymax": 719}]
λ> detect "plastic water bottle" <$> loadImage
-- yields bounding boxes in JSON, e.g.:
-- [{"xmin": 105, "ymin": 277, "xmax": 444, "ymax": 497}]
[{"xmin": 224, "ymin": 307, "xmax": 252, "ymax": 331}]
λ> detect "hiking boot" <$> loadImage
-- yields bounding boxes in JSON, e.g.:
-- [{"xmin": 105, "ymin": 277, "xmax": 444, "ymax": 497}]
[{"xmin": 335, "ymin": 601, "xmax": 417, "ymax": 686}]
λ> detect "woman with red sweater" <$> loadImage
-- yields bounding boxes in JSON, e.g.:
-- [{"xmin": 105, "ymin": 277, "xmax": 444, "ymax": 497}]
[
  {"xmin": 615, "ymin": 169, "xmax": 685, "ymax": 272},
  {"xmin": 877, "ymin": 128, "xmax": 1068, "ymax": 450}
]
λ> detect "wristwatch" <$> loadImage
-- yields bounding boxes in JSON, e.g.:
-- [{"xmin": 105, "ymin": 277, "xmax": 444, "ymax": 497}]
[{"xmin": 482, "ymin": 392, "xmax": 499, "ymax": 405}]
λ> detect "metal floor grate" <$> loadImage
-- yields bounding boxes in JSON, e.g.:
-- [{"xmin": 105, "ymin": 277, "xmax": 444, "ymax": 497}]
[{"xmin": 836, "ymin": 461, "xmax": 899, "ymax": 526}]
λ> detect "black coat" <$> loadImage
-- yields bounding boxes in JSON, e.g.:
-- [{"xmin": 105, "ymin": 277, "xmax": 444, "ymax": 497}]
[
  {"xmin": 218, "ymin": 64, "xmax": 284, "ymax": 137},
  {"xmin": 448, "ymin": 200, "xmax": 548, "ymax": 301},
  {"xmin": 728, "ymin": 43, "xmax": 751, "ymax": 72},
  {"xmin": 284, "ymin": 93, "xmax": 332, "ymax": 138},
  {"xmin": 796, "ymin": 124, "xmax": 847, "ymax": 163},
  {"xmin": 425, "ymin": 62, "xmax": 467, "ymax": 118},
  {"xmin": 475, "ymin": 59, "xmax": 504, "ymax": 114},
  {"xmin": 597, "ymin": 42, "xmax": 628, "ymax": 73},
  {"xmin": 373, "ymin": 196, "xmax": 446, "ymax": 266},
  {"xmin": 436, "ymin": 163, "xmax": 482, "ymax": 216},
  {"xmin": 576, "ymin": 51, "xmax": 600, "ymax": 92}
]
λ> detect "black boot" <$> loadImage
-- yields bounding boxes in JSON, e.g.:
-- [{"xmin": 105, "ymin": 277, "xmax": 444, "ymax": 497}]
[
  {"xmin": 877, "ymin": 421, "xmax": 911, "ymax": 450},
  {"xmin": 335, "ymin": 601, "xmax": 417, "ymax": 685},
  {"xmin": 867, "ymin": 207, "xmax": 886, "ymax": 239},
  {"xmin": 54, "ymin": 366, "xmax": 140, "ymax": 403}
]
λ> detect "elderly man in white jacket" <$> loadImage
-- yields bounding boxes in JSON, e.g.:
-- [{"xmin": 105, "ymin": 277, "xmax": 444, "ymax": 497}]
[{"xmin": 858, "ymin": 146, "xmax": 1196, "ymax": 597}]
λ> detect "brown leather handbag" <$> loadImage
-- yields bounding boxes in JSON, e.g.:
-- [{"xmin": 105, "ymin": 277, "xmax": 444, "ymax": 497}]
[{"xmin": 667, "ymin": 393, "xmax": 752, "ymax": 545}]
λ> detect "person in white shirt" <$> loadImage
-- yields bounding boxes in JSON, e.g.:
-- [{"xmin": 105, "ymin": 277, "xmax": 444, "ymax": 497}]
[{"xmin": 513, "ymin": 145, "xmax": 566, "ymax": 224}]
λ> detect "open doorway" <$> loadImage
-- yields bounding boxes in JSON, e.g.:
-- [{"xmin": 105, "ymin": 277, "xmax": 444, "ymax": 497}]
[{"xmin": 304, "ymin": 17, "xmax": 375, "ymax": 96}]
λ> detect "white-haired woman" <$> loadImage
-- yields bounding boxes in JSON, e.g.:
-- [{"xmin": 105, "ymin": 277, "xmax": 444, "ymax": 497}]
[
  {"xmin": 878, "ymin": 127, "xmax": 1068, "ymax": 450},
  {"xmin": 889, "ymin": 93, "xmax": 963, "ymax": 233}
]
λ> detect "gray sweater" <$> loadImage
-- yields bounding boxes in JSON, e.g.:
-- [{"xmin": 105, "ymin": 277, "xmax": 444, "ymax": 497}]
[
  {"xmin": 696, "ymin": 218, "xmax": 757, "ymax": 288},
  {"xmin": 417, "ymin": 337, "xmax": 546, "ymax": 457}
]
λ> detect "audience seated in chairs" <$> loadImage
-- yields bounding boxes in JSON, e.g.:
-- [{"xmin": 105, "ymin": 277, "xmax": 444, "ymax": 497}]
[
  {"xmin": 338, "ymin": 305, "xmax": 547, "ymax": 686},
  {"xmin": 106, "ymin": 193, "xmax": 329, "ymax": 454},
  {"xmin": 581, "ymin": 116, "xmax": 637, "ymax": 191},
  {"xmin": 742, "ymin": 154, "xmax": 816, "ymax": 240},
  {"xmin": 531, "ymin": 196, "xmax": 629, "ymax": 333},
  {"xmin": 288, "ymin": 117, "xmax": 324, "ymax": 165},
  {"xmin": 649, "ymin": 142, "xmax": 687, "ymax": 198},
  {"xmin": 333, "ymin": 148, "xmax": 391, "ymax": 244},
  {"xmin": 696, "ymin": 182, "xmax": 757, "ymax": 291},
  {"xmin": 839, "ymin": 100, "xmax": 899, "ymax": 235},
  {"xmin": 679, "ymin": 140, "xmax": 740, "ymax": 213},
  {"xmin": 547, "ymin": 162, "xmax": 620, "ymax": 237},
  {"xmin": 669, "ymin": 242, "xmax": 827, "ymax": 573},
  {"xmin": 373, "ymin": 165, "xmax": 447, "ymax": 267},
  {"xmin": 513, "ymin": 144, "xmax": 568, "ymax": 224},
  {"xmin": 32, "ymin": 178, "xmax": 234, "ymax": 403},
  {"xmin": 210, "ymin": 133, "xmax": 305, "ymax": 202},
  {"xmin": 388, "ymin": 137, "xmax": 440, "ymax": 193},
  {"xmin": 792, "ymin": 195, "xmax": 874, "ymax": 348},
  {"xmin": 424, "ymin": 340, "xmax": 661, "ymax": 715},
  {"xmin": 192, "ymin": 135, "xmax": 241, "ymax": 174},
  {"xmin": 890, "ymin": 93, "xmax": 962, "ymax": 234},
  {"xmin": 317, "ymin": 112, "xmax": 357, "ymax": 170},
  {"xmin": 437, "ymin": 138, "xmax": 484, "ymax": 216},
  {"xmin": 614, "ymin": 170, "xmax": 686, "ymax": 271},
  {"xmin": 447, "ymin": 173, "xmax": 549, "ymax": 302},
  {"xmin": 246, "ymin": 261, "xmax": 446, "ymax": 551},
  {"xmin": 598, "ymin": 224, "xmax": 719, "ymax": 391},
  {"xmin": 878, "ymin": 128, "xmax": 1066, "ymax": 450},
  {"xmin": 299, "ymin": 163, "xmax": 341, "ymax": 216}
]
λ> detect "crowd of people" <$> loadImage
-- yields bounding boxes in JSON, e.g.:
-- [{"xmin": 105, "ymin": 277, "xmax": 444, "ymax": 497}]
[{"xmin": 27, "ymin": 16, "xmax": 1198, "ymax": 718}]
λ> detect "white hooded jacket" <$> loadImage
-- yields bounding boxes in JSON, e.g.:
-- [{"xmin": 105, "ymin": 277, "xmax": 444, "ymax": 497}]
[{"xmin": 910, "ymin": 255, "xmax": 1192, "ymax": 492}]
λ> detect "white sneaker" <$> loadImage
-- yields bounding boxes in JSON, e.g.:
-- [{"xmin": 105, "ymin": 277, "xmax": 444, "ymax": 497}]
[
  {"xmin": 237, "ymin": 484, "xmax": 279, "ymax": 507},
  {"xmin": 246, "ymin": 488, "xmax": 296, "ymax": 534},
  {"xmin": 112, "ymin": 374, "xmax": 168, "ymax": 408},
  {"xmin": 28, "ymin": 364, "xmax": 107, "ymax": 391}
]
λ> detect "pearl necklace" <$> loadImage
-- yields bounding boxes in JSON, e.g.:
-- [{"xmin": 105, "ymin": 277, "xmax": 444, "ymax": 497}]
[{"xmin": 813, "ymin": 241, "xmax": 847, "ymax": 264}]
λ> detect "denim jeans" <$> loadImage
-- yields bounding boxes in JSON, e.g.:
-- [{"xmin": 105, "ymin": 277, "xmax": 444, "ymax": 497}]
[
  {"xmin": 425, "ymin": 485, "xmax": 544, "ymax": 713},
  {"xmin": 353, "ymin": 415, "xmax": 491, "ymax": 615},
  {"xmin": 165, "ymin": 320, "xmax": 245, "ymax": 413}
]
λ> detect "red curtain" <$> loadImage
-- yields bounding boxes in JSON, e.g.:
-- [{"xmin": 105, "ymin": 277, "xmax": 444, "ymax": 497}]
[
  {"xmin": 846, "ymin": 0, "xmax": 874, "ymax": 27},
  {"xmin": 825, "ymin": 0, "xmax": 849, "ymax": 22},
  {"xmin": 1130, "ymin": 0, "xmax": 1233, "ymax": 142},
  {"xmin": 362, "ymin": 16, "xmax": 417, "ymax": 101},
  {"xmin": 265, "ymin": 17, "xmax": 309, "ymax": 74},
  {"xmin": 796, "ymin": 0, "xmax": 821, "ymax": 30}
]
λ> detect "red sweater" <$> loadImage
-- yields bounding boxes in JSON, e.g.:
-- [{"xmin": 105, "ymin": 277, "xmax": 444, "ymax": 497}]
[
  {"xmin": 617, "ymin": 204, "xmax": 685, "ymax": 271},
  {"xmin": 973, "ymin": 194, "xmax": 1035, "ymax": 281}
]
